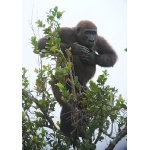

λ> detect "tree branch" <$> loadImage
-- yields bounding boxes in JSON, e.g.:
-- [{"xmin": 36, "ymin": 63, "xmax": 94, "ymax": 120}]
[
  {"xmin": 22, "ymin": 89, "xmax": 58, "ymax": 131},
  {"xmin": 103, "ymin": 122, "xmax": 115, "ymax": 139},
  {"xmin": 105, "ymin": 127, "xmax": 127, "ymax": 150}
]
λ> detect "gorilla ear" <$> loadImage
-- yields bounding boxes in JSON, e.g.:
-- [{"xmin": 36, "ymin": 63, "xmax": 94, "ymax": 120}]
[{"xmin": 76, "ymin": 27, "xmax": 81, "ymax": 34}]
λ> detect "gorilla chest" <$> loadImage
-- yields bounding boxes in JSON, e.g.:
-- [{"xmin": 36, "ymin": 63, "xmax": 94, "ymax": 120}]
[{"xmin": 72, "ymin": 56, "xmax": 96, "ymax": 85}]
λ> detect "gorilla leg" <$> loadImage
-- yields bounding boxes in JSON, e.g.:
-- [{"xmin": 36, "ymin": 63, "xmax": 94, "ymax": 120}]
[
  {"xmin": 60, "ymin": 106, "xmax": 79, "ymax": 147},
  {"xmin": 60, "ymin": 106, "xmax": 72, "ymax": 137}
]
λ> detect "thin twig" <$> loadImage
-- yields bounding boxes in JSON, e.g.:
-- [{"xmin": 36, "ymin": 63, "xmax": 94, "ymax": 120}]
[{"xmin": 65, "ymin": 49, "xmax": 77, "ymax": 102}]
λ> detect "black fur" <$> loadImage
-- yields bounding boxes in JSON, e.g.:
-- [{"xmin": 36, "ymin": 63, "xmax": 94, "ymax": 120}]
[{"xmin": 38, "ymin": 20, "xmax": 118, "ymax": 147}]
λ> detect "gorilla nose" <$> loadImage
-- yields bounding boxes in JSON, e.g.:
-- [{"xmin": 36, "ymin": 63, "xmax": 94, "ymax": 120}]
[{"xmin": 89, "ymin": 39, "xmax": 94, "ymax": 43}]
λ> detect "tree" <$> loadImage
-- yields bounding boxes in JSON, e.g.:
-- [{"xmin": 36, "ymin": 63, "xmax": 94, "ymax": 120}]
[{"xmin": 22, "ymin": 6, "xmax": 127, "ymax": 150}]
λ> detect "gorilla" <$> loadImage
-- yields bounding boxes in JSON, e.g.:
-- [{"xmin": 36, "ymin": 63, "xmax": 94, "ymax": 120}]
[{"xmin": 38, "ymin": 20, "xmax": 118, "ymax": 147}]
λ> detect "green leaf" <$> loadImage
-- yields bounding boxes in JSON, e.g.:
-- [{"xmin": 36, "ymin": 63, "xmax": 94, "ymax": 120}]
[
  {"xmin": 54, "ymin": 6, "xmax": 58, "ymax": 12},
  {"xmin": 31, "ymin": 36, "xmax": 37, "ymax": 44},
  {"xmin": 97, "ymin": 74, "xmax": 107, "ymax": 85},
  {"xmin": 57, "ymin": 11, "xmax": 63, "ymax": 19},
  {"xmin": 56, "ymin": 121, "xmax": 60, "ymax": 127},
  {"xmin": 56, "ymin": 83, "xmax": 64, "ymax": 91},
  {"xmin": 52, "ymin": 10, "xmax": 56, "ymax": 17},
  {"xmin": 35, "ymin": 112, "xmax": 43, "ymax": 117},
  {"xmin": 34, "ymin": 68, "xmax": 39, "ymax": 73},
  {"xmin": 35, "ymin": 20, "xmax": 45, "ymax": 28},
  {"xmin": 120, "ymin": 104, "xmax": 127, "ymax": 109},
  {"xmin": 22, "ymin": 67, "xmax": 27, "ymax": 74},
  {"xmin": 50, "ymin": 46, "xmax": 57, "ymax": 52},
  {"xmin": 89, "ymin": 80, "xmax": 98, "ymax": 91},
  {"xmin": 43, "ymin": 65, "xmax": 47, "ymax": 70},
  {"xmin": 38, "ymin": 99, "xmax": 45, "ymax": 106}
]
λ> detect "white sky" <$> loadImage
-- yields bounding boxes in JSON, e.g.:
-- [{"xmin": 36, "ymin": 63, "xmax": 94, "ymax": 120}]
[
  {"xmin": 22, "ymin": 0, "xmax": 127, "ymax": 149},
  {"xmin": 22, "ymin": 0, "xmax": 127, "ymax": 99}
]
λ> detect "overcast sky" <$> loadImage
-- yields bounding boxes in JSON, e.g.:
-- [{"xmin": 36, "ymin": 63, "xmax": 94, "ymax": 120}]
[
  {"xmin": 22, "ymin": 0, "xmax": 127, "ymax": 149},
  {"xmin": 23, "ymin": 0, "xmax": 127, "ymax": 98}
]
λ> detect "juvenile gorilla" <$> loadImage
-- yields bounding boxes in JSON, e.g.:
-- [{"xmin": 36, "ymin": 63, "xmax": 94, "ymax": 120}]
[{"xmin": 38, "ymin": 20, "xmax": 118, "ymax": 146}]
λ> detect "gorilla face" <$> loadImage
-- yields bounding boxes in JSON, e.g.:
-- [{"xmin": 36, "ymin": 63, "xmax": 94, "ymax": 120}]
[
  {"xmin": 77, "ymin": 27, "xmax": 97, "ymax": 48},
  {"xmin": 83, "ymin": 29, "xmax": 97, "ymax": 48}
]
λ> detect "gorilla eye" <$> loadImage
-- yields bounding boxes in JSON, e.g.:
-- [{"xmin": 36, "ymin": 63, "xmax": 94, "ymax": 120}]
[
  {"xmin": 92, "ymin": 31, "xmax": 97, "ymax": 35},
  {"xmin": 85, "ymin": 31, "xmax": 91, "ymax": 34},
  {"xmin": 85, "ymin": 31, "xmax": 97, "ymax": 35}
]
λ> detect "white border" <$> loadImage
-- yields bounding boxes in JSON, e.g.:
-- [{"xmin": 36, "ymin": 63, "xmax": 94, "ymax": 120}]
[
  {"xmin": 0, "ymin": 0, "xmax": 22, "ymax": 149},
  {"xmin": 128, "ymin": 0, "xmax": 150, "ymax": 149}
]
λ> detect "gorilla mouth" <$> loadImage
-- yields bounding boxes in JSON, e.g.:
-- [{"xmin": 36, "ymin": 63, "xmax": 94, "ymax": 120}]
[{"xmin": 87, "ymin": 42, "xmax": 94, "ymax": 48}]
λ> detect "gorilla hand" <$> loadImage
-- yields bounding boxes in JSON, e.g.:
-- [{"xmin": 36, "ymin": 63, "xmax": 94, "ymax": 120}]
[
  {"xmin": 79, "ymin": 51, "xmax": 96, "ymax": 65},
  {"xmin": 72, "ymin": 43, "xmax": 89, "ymax": 55}
]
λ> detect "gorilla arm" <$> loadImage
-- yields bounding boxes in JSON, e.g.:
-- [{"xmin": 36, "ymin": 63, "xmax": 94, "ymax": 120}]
[
  {"xmin": 58, "ymin": 27, "xmax": 90, "ymax": 56},
  {"xmin": 79, "ymin": 36, "xmax": 118, "ymax": 67},
  {"xmin": 37, "ymin": 37, "xmax": 49, "ymax": 51},
  {"xmin": 94, "ymin": 36, "xmax": 118, "ymax": 67},
  {"xmin": 37, "ymin": 28, "xmax": 89, "ymax": 57}
]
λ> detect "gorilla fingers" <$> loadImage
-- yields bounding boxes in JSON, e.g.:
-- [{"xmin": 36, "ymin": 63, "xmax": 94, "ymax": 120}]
[
  {"xmin": 79, "ymin": 51, "xmax": 96, "ymax": 65},
  {"xmin": 71, "ymin": 43, "xmax": 90, "ymax": 55},
  {"xmin": 72, "ymin": 43, "xmax": 96, "ymax": 65}
]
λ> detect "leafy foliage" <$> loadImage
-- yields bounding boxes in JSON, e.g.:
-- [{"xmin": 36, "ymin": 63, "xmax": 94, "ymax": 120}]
[{"xmin": 22, "ymin": 6, "xmax": 127, "ymax": 150}]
